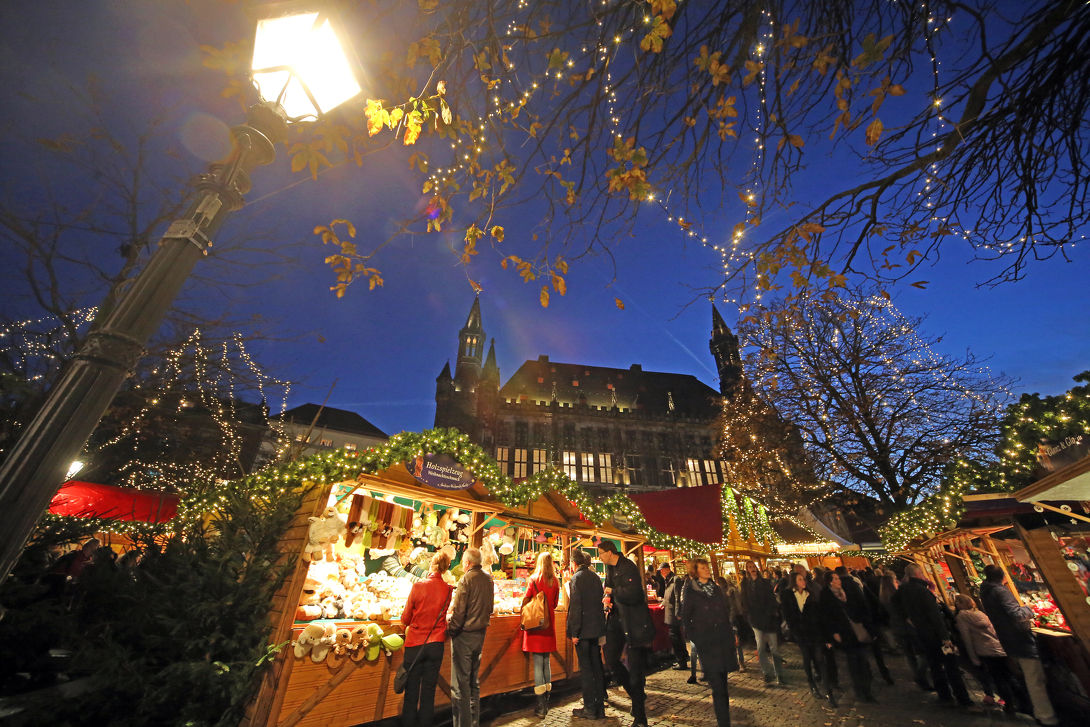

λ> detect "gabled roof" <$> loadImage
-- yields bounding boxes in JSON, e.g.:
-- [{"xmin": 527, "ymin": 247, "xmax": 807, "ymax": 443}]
[
  {"xmin": 499, "ymin": 355, "xmax": 720, "ymax": 417},
  {"xmin": 276, "ymin": 404, "xmax": 387, "ymax": 439}
]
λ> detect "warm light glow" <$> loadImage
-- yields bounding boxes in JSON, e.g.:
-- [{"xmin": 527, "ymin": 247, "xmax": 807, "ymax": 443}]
[
  {"xmin": 252, "ymin": 11, "xmax": 361, "ymax": 120},
  {"xmin": 66, "ymin": 461, "xmax": 84, "ymax": 480}
]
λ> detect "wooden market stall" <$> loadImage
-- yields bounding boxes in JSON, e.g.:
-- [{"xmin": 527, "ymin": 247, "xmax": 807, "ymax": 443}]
[{"xmin": 245, "ymin": 461, "xmax": 643, "ymax": 727}]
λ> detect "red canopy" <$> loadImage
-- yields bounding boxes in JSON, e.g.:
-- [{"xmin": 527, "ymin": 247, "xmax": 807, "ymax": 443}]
[
  {"xmin": 628, "ymin": 484, "xmax": 723, "ymax": 544},
  {"xmin": 50, "ymin": 481, "xmax": 178, "ymax": 523}
]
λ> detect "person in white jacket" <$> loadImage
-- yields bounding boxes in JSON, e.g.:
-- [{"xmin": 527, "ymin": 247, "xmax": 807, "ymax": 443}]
[{"xmin": 953, "ymin": 594, "xmax": 1032, "ymax": 715}]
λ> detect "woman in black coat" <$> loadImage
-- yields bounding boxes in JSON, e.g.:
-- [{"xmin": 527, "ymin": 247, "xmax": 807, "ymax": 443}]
[
  {"xmin": 780, "ymin": 572, "xmax": 837, "ymax": 706},
  {"xmin": 820, "ymin": 571, "xmax": 875, "ymax": 702},
  {"xmin": 682, "ymin": 559, "xmax": 738, "ymax": 726}
]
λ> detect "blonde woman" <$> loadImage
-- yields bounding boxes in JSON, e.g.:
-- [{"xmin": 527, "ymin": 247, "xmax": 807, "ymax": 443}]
[{"xmin": 521, "ymin": 551, "xmax": 560, "ymax": 717}]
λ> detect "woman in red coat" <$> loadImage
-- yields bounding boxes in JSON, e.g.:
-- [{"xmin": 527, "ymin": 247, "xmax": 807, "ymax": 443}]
[
  {"xmin": 522, "ymin": 551, "xmax": 560, "ymax": 717},
  {"xmin": 399, "ymin": 550, "xmax": 453, "ymax": 727}
]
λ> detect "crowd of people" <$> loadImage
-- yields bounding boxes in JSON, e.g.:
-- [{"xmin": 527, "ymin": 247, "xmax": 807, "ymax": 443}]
[{"xmin": 396, "ymin": 545, "xmax": 1061, "ymax": 727}]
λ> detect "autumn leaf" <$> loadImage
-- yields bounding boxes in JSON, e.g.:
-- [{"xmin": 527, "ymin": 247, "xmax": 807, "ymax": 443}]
[
  {"xmin": 865, "ymin": 117, "xmax": 884, "ymax": 146},
  {"xmin": 639, "ymin": 15, "xmax": 672, "ymax": 54},
  {"xmin": 554, "ymin": 256, "xmax": 569, "ymax": 274},
  {"xmin": 365, "ymin": 99, "xmax": 386, "ymax": 136},
  {"xmin": 469, "ymin": 278, "xmax": 482, "ymax": 294},
  {"xmin": 694, "ymin": 45, "xmax": 720, "ymax": 72},
  {"xmin": 650, "ymin": 0, "xmax": 677, "ymax": 21},
  {"xmin": 547, "ymin": 48, "xmax": 570, "ymax": 71},
  {"xmin": 539, "ymin": 285, "xmax": 550, "ymax": 308},
  {"xmin": 551, "ymin": 272, "xmax": 567, "ymax": 296},
  {"xmin": 853, "ymin": 33, "xmax": 893, "ymax": 69},
  {"xmin": 403, "ymin": 110, "xmax": 424, "ymax": 145},
  {"xmin": 614, "ymin": 297, "xmax": 625, "ymax": 310},
  {"xmin": 910, "ymin": 280, "xmax": 929, "ymax": 289},
  {"xmin": 490, "ymin": 225, "xmax": 505, "ymax": 243},
  {"xmin": 743, "ymin": 59, "xmax": 764, "ymax": 86},
  {"xmin": 813, "ymin": 45, "xmax": 837, "ymax": 75}
]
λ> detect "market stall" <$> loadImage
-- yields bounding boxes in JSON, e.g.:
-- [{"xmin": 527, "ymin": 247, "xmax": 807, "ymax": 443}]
[{"xmin": 244, "ymin": 434, "xmax": 644, "ymax": 727}]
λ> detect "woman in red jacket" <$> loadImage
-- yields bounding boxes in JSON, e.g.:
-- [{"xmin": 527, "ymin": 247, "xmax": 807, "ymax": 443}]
[
  {"xmin": 399, "ymin": 550, "xmax": 453, "ymax": 727},
  {"xmin": 521, "ymin": 551, "xmax": 560, "ymax": 717}
]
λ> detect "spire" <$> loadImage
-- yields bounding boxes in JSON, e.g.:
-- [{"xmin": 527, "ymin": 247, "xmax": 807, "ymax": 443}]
[
  {"xmin": 711, "ymin": 304, "xmax": 731, "ymax": 337},
  {"xmin": 436, "ymin": 360, "xmax": 452, "ymax": 382},
  {"xmin": 482, "ymin": 339, "xmax": 499, "ymax": 379},
  {"xmin": 464, "ymin": 295, "xmax": 483, "ymax": 332}
]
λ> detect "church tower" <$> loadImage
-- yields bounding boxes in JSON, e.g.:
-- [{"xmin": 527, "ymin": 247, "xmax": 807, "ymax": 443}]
[
  {"xmin": 710, "ymin": 305, "xmax": 743, "ymax": 397},
  {"xmin": 435, "ymin": 297, "xmax": 490, "ymax": 439}
]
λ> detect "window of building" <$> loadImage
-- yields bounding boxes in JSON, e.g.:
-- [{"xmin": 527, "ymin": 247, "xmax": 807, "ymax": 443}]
[
  {"xmin": 531, "ymin": 448, "xmax": 548, "ymax": 474},
  {"xmin": 598, "ymin": 453, "xmax": 614, "ymax": 484},
  {"xmin": 704, "ymin": 459, "xmax": 720, "ymax": 485},
  {"xmin": 686, "ymin": 458, "xmax": 702, "ymax": 487},
  {"xmin": 661, "ymin": 457, "xmax": 677, "ymax": 487},
  {"xmin": 514, "ymin": 448, "xmax": 528, "ymax": 478},
  {"xmin": 496, "ymin": 446, "xmax": 510, "ymax": 476},
  {"xmin": 515, "ymin": 421, "xmax": 529, "ymax": 446},
  {"xmin": 580, "ymin": 452, "xmax": 595, "ymax": 482},
  {"xmin": 319, "ymin": 438, "xmax": 333, "ymax": 448},
  {"xmin": 624, "ymin": 454, "xmax": 641, "ymax": 487},
  {"xmin": 563, "ymin": 423, "xmax": 576, "ymax": 446},
  {"xmin": 344, "ymin": 442, "xmax": 357, "ymax": 451},
  {"xmin": 562, "ymin": 451, "xmax": 578, "ymax": 479}
]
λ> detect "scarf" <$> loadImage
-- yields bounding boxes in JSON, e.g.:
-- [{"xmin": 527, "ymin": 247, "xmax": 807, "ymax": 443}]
[
  {"xmin": 697, "ymin": 579, "xmax": 717, "ymax": 598},
  {"xmin": 830, "ymin": 583, "xmax": 847, "ymax": 602}
]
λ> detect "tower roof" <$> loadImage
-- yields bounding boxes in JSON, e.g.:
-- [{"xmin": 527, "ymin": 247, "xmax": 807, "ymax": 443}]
[
  {"xmin": 711, "ymin": 304, "xmax": 733, "ymax": 337},
  {"xmin": 462, "ymin": 295, "xmax": 484, "ymax": 332},
  {"xmin": 437, "ymin": 360, "xmax": 452, "ymax": 381},
  {"xmin": 483, "ymin": 339, "xmax": 499, "ymax": 376}
]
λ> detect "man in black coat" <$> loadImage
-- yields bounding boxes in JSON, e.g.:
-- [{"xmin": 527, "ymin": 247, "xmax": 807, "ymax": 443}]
[
  {"xmin": 662, "ymin": 565, "xmax": 689, "ymax": 670},
  {"xmin": 741, "ymin": 561, "xmax": 784, "ymax": 684},
  {"xmin": 834, "ymin": 566, "xmax": 894, "ymax": 684},
  {"xmin": 567, "ymin": 549, "xmax": 607, "ymax": 720},
  {"xmin": 598, "ymin": 540, "xmax": 653, "ymax": 727},
  {"xmin": 894, "ymin": 565, "xmax": 971, "ymax": 706},
  {"xmin": 780, "ymin": 570, "xmax": 836, "ymax": 706}
]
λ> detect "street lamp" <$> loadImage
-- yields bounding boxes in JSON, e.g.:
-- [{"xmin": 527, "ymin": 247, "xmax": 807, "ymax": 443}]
[{"xmin": 0, "ymin": 8, "xmax": 360, "ymax": 583}]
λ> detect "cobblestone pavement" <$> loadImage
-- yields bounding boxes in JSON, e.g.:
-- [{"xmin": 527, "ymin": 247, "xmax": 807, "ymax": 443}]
[{"xmin": 485, "ymin": 644, "xmax": 1043, "ymax": 727}]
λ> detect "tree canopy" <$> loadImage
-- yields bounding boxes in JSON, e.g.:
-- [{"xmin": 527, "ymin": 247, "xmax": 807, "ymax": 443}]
[{"xmin": 198, "ymin": 0, "xmax": 1089, "ymax": 305}]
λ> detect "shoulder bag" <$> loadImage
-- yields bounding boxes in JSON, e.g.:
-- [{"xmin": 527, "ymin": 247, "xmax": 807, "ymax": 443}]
[{"xmin": 520, "ymin": 579, "xmax": 551, "ymax": 631}]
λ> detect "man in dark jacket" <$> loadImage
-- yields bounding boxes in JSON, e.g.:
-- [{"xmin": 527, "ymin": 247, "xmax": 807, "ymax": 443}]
[
  {"xmin": 979, "ymin": 565, "xmax": 1058, "ymax": 725},
  {"xmin": 567, "ymin": 549, "xmax": 607, "ymax": 720},
  {"xmin": 598, "ymin": 540, "xmax": 653, "ymax": 727},
  {"xmin": 656, "ymin": 562, "xmax": 674, "ymax": 599},
  {"xmin": 741, "ymin": 560, "xmax": 784, "ymax": 684},
  {"xmin": 447, "ymin": 547, "xmax": 493, "ymax": 727},
  {"xmin": 894, "ymin": 565, "xmax": 970, "ymax": 706},
  {"xmin": 835, "ymin": 566, "xmax": 894, "ymax": 684},
  {"xmin": 662, "ymin": 565, "xmax": 689, "ymax": 670},
  {"xmin": 780, "ymin": 570, "xmax": 836, "ymax": 705}
]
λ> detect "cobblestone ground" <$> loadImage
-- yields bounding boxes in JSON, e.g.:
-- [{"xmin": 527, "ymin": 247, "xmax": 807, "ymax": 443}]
[{"xmin": 485, "ymin": 644, "xmax": 1043, "ymax": 727}]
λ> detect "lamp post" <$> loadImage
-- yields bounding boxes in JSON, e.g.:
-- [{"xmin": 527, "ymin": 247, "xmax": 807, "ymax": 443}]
[{"xmin": 0, "ymin": 9, "xmax": 361, "ymax": 583}]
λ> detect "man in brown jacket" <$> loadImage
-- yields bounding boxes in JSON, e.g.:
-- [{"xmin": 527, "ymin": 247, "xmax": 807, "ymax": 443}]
[{"xmin": 448, "ymin": 547, "xmax": 494, "ymax": 727}]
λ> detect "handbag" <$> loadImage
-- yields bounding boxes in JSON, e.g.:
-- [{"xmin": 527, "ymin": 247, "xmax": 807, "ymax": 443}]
[
  {"xmin": 520, "ymin": 581, "xmax": 550, "ymax": 631},
  {"xmin": 849, "ymin": 619, "xmax": 873, "ymax": 644},
  {"xmin": 394, "ymin": 590, "xmax": 450, "ymax": 694}
]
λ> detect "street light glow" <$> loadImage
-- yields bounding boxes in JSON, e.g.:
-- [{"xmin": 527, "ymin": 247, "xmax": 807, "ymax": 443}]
[{"xmin": 252, "ymin": 11, "xmax": 361, "ymax": 120}]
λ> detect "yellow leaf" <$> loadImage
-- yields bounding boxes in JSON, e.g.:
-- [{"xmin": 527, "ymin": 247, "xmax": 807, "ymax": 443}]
[
  {"xmin": 551, "ymin": 272, "xmax": 566, "ymax": 296},
  {"xmin": 865, "ymin": 117, "xmax": 884, "ymax": 146},
  {"xmin": 639, "ymin": 15, "xmax": 672, "ymax": 54},
  {"xmin": 540, "ymin": 285, "xmax": 550, "ymax": 308},
  {"xmin": 789, "ymin": 134, "xmax": 804, "ymax": 148},
  {"xmin": 469, "ymin": 278, "xmax": 482, "ymax": 293},
  {"xmin": 403, "ymin": 110, "xmax": 424, "ymax": 145},
  {"xmin": 614, "ymin": 297, "xmax": 625, "ymax": 310},
  {"xmin": 365, "ymin": 99, "xmax": 385, "ymax": 136},
  {"xmin": 490, "ymin": 225, "xmax": 505, "ymax": 243},
  {"xmin": 651, "ymin": 0, "xmax": 677, "ymax": 21}
]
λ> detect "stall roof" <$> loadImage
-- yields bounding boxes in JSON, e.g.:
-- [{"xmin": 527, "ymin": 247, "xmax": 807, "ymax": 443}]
[
  {"xmin": 50, "ymin": 481, "xmax": 179, "ymax": 523},
  {"xmin": 1013, "ymin": 453, "xmax": 1090, "ymax": 504},
  {"xmin": 628, "ymin": 484, "xmax": 723, "ymax": 544}
]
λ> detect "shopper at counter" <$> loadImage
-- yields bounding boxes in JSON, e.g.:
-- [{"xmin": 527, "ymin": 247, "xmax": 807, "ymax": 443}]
[
  {"xmin": 598, "ymin": 540, "xmax": 654, "ymax": 727},
  {"xmin": 448, "ymin": 547, "xmax": 493, "ymax": 727},
  {"xmin": 522, "ymin": 551, "xmax": 560, "ymax": 717},
  {"xmin": 400, "ymin": 550, "xmax": 453, "ymax": 727},
  {"xmin": 979, "ymin": 565, "xmax": 1059, "ymax": 726},
  {"xmin": 895, "ymin": 564, "xmax": 971, "ymax": 707},
  {"xmin": 567, "ymin": 548, "xmax": 607, "ymax": 720}
]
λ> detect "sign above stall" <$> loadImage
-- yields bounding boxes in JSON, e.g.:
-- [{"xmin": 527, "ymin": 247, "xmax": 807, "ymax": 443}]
[{"xmin": 409, "ymin": 454, "xmax": 476, "ymax": 490}]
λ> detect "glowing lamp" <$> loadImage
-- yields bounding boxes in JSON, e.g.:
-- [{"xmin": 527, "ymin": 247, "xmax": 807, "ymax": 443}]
[{"xmin": 251, "ymin": 10, "xmax": 361, "ymax": 120}]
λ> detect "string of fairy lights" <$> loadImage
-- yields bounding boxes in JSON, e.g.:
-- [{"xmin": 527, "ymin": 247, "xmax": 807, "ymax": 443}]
[
  {"xmin": 0, "ymin": 308, "xmax": 98, "ymax": 382},
  {"xmin": 880, "ymin": 378, "xmax": 1090, "ymax": 550},
  {"xmin": 54, "ymin": 426, "xmax": 778, "ymax": 555}
]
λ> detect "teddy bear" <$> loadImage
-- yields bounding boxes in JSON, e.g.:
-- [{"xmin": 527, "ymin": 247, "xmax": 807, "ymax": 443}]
[
  {"xmin": 424, "ymin": 511, "xmax": 448, "ymax": 549},
  {"xmin": 498, "ymin": 529, "xmax": 516, "ymax": 556},
  {"xmin": 311, "ymin": 623, "xmax": 337, "ymax": 662},
  {"xmin": 305, "ymin": 506, "xmax": 347, "ymax": 562},
  {"xmin": 318, "ymin": 579, "xmax": 347, "ymax": 619},
  {"xmin": 325, "ymin": 627, "xmax": 353, "ymax": 668},
  {"xmin": 445, "ymin": 508, "xmax": 469, "ymax": 544},
  {"xmin": 294, "ymin": 622, "xmax": 332, "ymax": 660},
  {"xmin": 347, "ymin": 624, "xmax": 370, "ymax": 662}
]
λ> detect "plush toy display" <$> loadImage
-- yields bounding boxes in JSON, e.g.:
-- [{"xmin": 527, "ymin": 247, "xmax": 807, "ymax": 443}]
[
  {"xmin": 326, "ymin": 627, "xmax": 353, "ymax": 668},
  {"xmin": 294, "ymin": 576, "xmax": 324, "ymax": 621},
  {"xmin": 348, "ymin": 624, "xmax": 369, "ymax": 662},
  {"xmin": 294, "ymin": 622, "xmax": 332, "ymax": 660},
  {"xmin": 305, "ymin": 506, "xmax": 347, "ymax": 562}
]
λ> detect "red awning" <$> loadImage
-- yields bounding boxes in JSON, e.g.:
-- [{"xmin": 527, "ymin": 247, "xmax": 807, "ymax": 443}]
[
  {"xmin": 628, "ymin": 484, "xmax": 723, "ymax": 544},
  {"xmin": 49, "ymin": 481, "xmax": 179, "ymax": 523}
]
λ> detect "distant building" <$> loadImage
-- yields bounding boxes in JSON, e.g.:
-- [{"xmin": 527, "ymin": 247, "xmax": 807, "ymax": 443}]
[
  {"xmin": 434, "ymin": 297, "xmax": 744, "ymax": 493},
  {"xmin": 276, "ymin": 403, "xmax": 387, "ymax": 456}
]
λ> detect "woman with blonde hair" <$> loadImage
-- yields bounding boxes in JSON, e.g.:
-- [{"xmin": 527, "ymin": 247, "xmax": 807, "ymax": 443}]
[{"xmin": 521, "ymin": 550, "xmax": 560, "ymax": 717}]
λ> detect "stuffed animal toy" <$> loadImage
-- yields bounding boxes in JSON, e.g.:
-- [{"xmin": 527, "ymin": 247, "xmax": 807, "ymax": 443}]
[
  {"xmin": 381, "ymin": 632, "xmax": 404, "ymax": 655},
  {"xmin": 498, "ymin": 530, "xmax": 516, "ymax": 556},
  {"xmin": 326, "ymin": 627, "xmax": 353, "ymax": 668},
  {"xmin": 311, "ymin": 623, "xmax": 337, "ymax": 663},
  {"xmin": 306, "ymin": 506, "xmax": 347, "ymax": 562},
  {"xmin": 480, "ymin": 538, "xmax": 499, "ymax": 571},
  {"xmin": 348, "ymin": 624, "xmax": 369, "ymax": 662},
  {"xmin": 423, "ymin": 511, "xmax": 446, "ymax": 549},
  {"xmin": 445, "ymin": 508, "xmax": 469, "ymax": 544},
  {"xmin": 364, "ymin": 622, "xmax": 385, "ymax": 661},
  {"xmin": 294, "ymin": 622, "xmax": 328, "ymax": 659},
  {"xmin": 294, "ymin": 576, "xmax": 324, "ymax": 621},
  {"xmin": 411, "ymin": 514, "xmax": 425, "ymax": 539}
]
